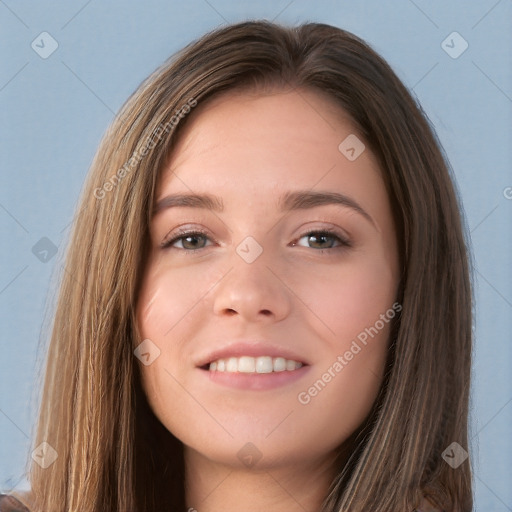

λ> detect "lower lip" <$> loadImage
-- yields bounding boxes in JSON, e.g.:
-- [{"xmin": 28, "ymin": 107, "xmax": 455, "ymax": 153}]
[{"xmin": 198, "ymin": 365, "xmax": 311, "ymax": 390}]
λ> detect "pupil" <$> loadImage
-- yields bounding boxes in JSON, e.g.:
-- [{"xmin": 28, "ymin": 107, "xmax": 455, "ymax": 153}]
[
  {"xmin": 185, "ymin": 235, "xmax": 202, "ymax": 249},
  {"xmin": 311, "ymin": 234, "xmax": 329, "ymax": 248}
]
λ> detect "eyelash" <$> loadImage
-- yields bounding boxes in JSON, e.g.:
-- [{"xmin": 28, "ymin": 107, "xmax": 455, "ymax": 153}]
[{"xmin": 160, "ymin": 227, "xmax": 352, "ymax": 253}]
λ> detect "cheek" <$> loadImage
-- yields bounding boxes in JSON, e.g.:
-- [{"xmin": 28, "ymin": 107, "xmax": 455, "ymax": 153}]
[
  {"xmin": 296, "ymin": 343, "xmax": 387, "ymax": 445},
  {"xmin": 136, "ymin": 256, "xmax": 224, "ymax": 341},
  {"xmin": 135, "ymin": 257, "xmax": 230, "ymax": 437},
  {"xmin": 287, "ymin": 249, "xmax": 398, "ymax": 345},
  {"xmin": 294, "ymin": 258, "xmax": 395, "ymax": 440}
]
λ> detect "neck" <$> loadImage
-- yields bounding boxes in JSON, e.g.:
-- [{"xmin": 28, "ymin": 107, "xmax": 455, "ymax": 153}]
[{"xmin": 184, "ymin": 447, "xmax": 340, "ymax": 512}]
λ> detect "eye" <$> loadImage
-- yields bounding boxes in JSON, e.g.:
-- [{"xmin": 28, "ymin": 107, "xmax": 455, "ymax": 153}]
[
  {"xmin": 293, "ymin": 229, "xmax": 351, "ymax": 250},
  {"xmin": 160, "ymin": 228, "xmax": 351, "ymax": 252},
  {"xmin": 160, "ymin": 229, "xmax": 213, "ymax": 251}
]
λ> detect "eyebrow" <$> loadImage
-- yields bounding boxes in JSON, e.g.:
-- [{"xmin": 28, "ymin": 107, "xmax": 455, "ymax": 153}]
[
  {"xmin": 279, "ymin": 190, "xmax": 375, "ymax": 227},
  {"xmin": 154, "ymin": 193, "xmax": 223, "ymax": 214},
  {"xmin": 153, "ymin": 190, "xmax": 375, "ymax": 227}
]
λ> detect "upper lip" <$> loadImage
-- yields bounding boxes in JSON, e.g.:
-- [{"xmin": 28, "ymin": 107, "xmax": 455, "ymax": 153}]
[{"xmin": 195, "ymin": 341, "xmax": 310, "ymax": 368}]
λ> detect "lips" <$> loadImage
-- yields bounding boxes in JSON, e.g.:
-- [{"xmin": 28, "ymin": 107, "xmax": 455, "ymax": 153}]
[
  {"xmin": 194, "ymin": 341, "xmax": 311, "ymax": 390},
  {"xmin": 195, "ymin": 341, "xmax": 310, "ymax": 371}
]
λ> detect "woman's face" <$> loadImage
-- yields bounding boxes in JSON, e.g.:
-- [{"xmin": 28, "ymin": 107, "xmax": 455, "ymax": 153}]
[{"xmin": 136, "ymin": 88, "xmax": 400, "ymax": 470}]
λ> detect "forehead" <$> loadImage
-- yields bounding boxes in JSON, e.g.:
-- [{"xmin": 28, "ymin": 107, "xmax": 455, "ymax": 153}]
[
  {"xmin": 172, "ymin": 89, "xmax": 351, "ymax": 157},
  {"xmin": 154, "ymin": 90, "xmax": 389, "ymax": 232}
]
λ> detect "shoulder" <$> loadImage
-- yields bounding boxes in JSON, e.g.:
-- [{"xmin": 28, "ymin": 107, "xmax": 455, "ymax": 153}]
[{"xmin": 0, "ymin": 493, "xmax": 31, "ymax": 512}]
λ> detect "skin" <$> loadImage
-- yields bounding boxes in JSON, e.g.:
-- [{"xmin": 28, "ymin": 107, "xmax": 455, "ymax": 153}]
[{"xmin": 136, "ymin": 88, "xmax": 400, "ymax": 512}]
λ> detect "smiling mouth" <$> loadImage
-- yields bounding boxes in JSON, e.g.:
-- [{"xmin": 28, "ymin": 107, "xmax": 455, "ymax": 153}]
[{"xmin": 201, "ymin": 356, "xmax": 305, "ymax": 373}]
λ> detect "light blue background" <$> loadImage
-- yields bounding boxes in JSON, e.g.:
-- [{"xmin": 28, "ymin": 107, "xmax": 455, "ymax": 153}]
[{"xmin": 1, "ymin": 1, "xmax": 511, "ymax": 510}]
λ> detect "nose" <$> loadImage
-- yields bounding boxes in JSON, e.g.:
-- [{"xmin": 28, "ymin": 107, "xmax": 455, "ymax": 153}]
[{"xmin": 212, "ymin": 248, "xmax": 292, "ymax": 323}]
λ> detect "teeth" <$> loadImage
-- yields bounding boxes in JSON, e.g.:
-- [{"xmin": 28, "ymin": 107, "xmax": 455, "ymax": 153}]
[
  {"xmin": 226, "ymin": 357, "xmax": 238, "ymax": 372},
  {"xmin": 285, "ymin": 359, "xmax": 296, "ymax": 371},
  {"xmin": 208, "ymin": 356, "xmax": 303, "ymax": 373},
  {"xmin": 238, "ymin": 356, "xmax": 256, "ymax": 372},
  {"xmin": 256, "ymin": 356, "xmax": 273, "ymax": 373},
  {"xmin": 273, "ymin": 357, "xmax": 286, "ymax": 372}
]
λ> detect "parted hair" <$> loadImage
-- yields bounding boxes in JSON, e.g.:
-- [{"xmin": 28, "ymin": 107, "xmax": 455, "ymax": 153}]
[{"xmin": 22, "ymin": 21, "xmax": 472, "ymax": 511}]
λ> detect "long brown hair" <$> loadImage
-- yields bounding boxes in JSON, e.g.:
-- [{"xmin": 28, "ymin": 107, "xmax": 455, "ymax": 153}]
[{"xmin": 22, "ymin": 21, "xmax": 473, "ymax": 511}]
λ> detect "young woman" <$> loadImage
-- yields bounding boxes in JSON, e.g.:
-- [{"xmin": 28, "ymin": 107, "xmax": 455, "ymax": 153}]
[{"xmin": 0, "ymin": 21, "xmax": 473, "ymax": 512}]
